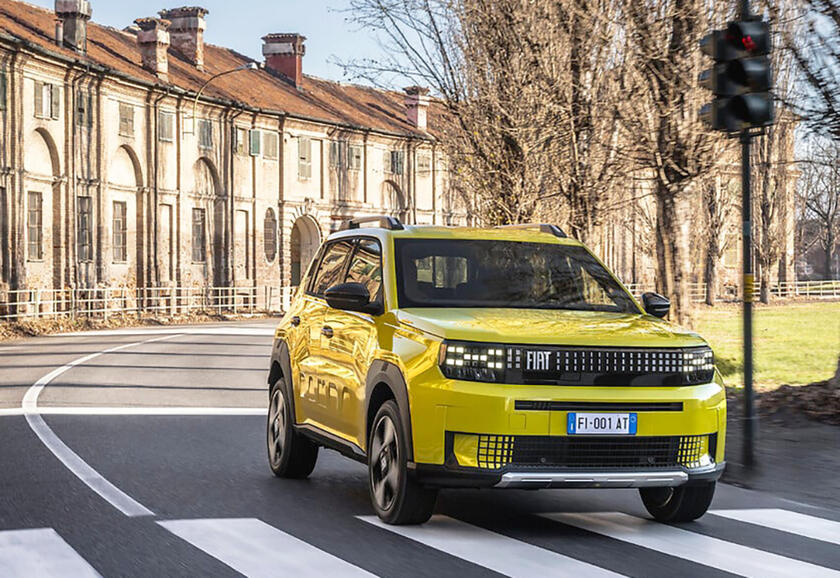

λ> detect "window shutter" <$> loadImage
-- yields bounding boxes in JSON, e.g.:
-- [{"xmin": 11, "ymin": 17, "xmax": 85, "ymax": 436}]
[
  {"xmin": 50, "ymin": 84, "xmax": 60, "ymax": 119},
  {"xmin": 250, "ymin": 129, "xmax": 261, "ymax": 156},
  {"xmin": 383, "ymin": 150, "xmax": 391, "ymax": 173},
  {"xmin": 34, "ymin": 81, "xmax": 43, "ymax": 118}
]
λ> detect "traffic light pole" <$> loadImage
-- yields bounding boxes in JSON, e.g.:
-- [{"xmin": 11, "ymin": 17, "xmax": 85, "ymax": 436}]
[
  {"xmin": 739, "ymin": 0, "xmax": 756, "ymax": 471},
  {"xmin": 741, "ymin": 131, "xmax": 755, "ymax": 468}
]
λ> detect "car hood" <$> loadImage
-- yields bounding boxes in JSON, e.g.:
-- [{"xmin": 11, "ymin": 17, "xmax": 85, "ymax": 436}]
[{"xmin": 396, "ymin": 308, "xmax": 707, "ymax": 348}]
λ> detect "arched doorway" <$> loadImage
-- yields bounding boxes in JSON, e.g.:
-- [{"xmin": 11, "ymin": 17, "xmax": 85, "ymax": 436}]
[
  {"xmin": 385, "ymin": 180, "xmax": 408, "ymax": 223},
  {"xmin": 192, "ymin": 158, "xmax": 222, "ymax": 285},
  {"xmin": 290, "ymin": 215, "xmax": 320, "ymax": 287},
  {"xmin": 22, "ymin": 128, "xmax": 62, "ymax": 289},
  {"xmin": 107, "ymin": 145, "xmax": 143, "ymax": 286}
]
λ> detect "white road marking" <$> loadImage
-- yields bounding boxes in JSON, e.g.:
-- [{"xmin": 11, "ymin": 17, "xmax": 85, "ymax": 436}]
[
  {"xmin": 20, "ymin": 335, "xmax": 178, "ymax": 517},
  {"xmin": 543, "ymin": 512, "xmax": 840, "ymax": 578},
  {"xmin": 159, "ymin": 518, "xmax": 374, "ymax": 577},
  {"xmin": 0, "ymin": 406, "xmax": 266, "ymax": 417},
  {"xmin": 359, "ymin": 514, "xmax": 622, "ymax": 577},
  {"xmin": 712, "ymin": 509, "xmax": 840, "ymax": 547},
  {"xmin": 0, "ymin": 528, "xmax": 101, "ymax": 577},
  {"xmin": 58, "ymin": 327, "xmax": 275, "ymax": 337}
]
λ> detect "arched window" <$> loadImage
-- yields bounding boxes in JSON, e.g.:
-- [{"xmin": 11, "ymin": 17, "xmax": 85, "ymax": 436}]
[{"xmin": 264, "ymin": 208, "xmax": 277, "ymax": 263}]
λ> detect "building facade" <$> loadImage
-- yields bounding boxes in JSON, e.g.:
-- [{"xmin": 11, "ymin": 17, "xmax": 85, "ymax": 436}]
[{"xmin": 0, "ymin": 0, "xmax": 463, "ymax": 309}]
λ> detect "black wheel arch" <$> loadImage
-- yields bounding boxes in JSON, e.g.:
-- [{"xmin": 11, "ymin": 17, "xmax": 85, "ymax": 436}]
[
  {"xmin": 268, "ymin": 340, "xmax": 297, "ymax": 420},
  {"xmin": 365, "ymin": 360, "xmax": 414, "ymax": 461}
]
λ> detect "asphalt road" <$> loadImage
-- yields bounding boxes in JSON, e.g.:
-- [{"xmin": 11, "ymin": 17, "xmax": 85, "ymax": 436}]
[{"xmin": 1, "ymin": 321, "xmax": 840, "ymax": 577}]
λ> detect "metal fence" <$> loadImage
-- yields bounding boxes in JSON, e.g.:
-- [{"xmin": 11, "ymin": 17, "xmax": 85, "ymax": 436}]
[
  {"xmin": 0, "ymin": 285, "xmax": 296, "ymax": 321},
  {"xmin": 624, "ymin": 280, "xmax": 840, "ymax": 303},
  {"xmin": 1, "ymin": 280, "xmax": 838, "ymax": 322}
]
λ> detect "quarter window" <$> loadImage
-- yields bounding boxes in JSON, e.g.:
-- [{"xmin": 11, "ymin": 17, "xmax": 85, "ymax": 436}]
[
  {"xmin": 310, "ymin": 240, "xmax": 354, "ymax": 296},
  {"xmin": 346, "ymin": 239, "xmax": 383, "ymax": 299}
]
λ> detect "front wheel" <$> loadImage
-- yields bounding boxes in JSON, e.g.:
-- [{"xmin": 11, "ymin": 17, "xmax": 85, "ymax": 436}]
[
  {"xmin": 368, "ymin": 400, "xmax": 437, "ymax": 525},
  {"xmin": 267, "ymin": 378, "xmax": 318, "ymax": 478},
  {"xmin": 640, "ymin": 482, "xmax": 716, "ymax": 522}
]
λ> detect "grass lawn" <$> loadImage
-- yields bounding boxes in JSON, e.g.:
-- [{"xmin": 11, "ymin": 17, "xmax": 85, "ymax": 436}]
[{"xmin": 692, "ymin": 301, "xmax": 840, "ymax": 390}]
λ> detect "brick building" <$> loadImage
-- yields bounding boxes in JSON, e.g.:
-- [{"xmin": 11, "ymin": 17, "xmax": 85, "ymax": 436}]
[{"xmin": 0, "ymin": 0, "xmax": 463, "ymax": 306}]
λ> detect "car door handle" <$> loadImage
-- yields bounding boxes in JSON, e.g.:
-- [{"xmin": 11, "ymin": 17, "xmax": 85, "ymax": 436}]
[
  {"xmin": 321, "ymin": 326, "xmax": 334, "ymax": 339},
  {"xmin": 290, "ymin": 316, "xmax": 301, "ymax": 327}
]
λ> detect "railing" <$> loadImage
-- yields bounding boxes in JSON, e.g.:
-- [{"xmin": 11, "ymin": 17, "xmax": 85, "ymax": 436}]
[
  {"xmin": 0, "ymin": 280, "xmax": 837, "ymax": 322},
  {"xmin": 0, "ymin": 285, "xmax": 296, "ymax": 321},
  {"xmin": 623, "ymin": 280, "xmax": 840, "ymax": 303}
]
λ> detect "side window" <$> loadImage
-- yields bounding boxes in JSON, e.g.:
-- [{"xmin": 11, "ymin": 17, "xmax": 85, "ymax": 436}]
[
  {"xmin": 310, "ymin": 240, "xmax": 354, "ymax": 296},
  {"xmin": 346, "ymin": 239, "xmax": 382, "ymax": 299}
]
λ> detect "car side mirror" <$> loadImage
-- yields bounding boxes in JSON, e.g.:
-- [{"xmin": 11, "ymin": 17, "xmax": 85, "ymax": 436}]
[
  {"xmin": 642, "ymin": 292, "xmax": 670, "ymax": 319},
  {"xmin": 324, "ymin": 282, "xmax": 382, "ymax": 315}
]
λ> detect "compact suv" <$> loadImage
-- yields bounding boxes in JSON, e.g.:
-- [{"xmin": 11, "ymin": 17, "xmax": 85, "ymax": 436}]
[{"xmin": 266, "ymin": 217, "xmax": 725, "ymax": 525}]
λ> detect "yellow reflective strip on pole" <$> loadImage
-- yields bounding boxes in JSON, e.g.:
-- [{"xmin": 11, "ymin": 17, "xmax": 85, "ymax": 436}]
[{"xmin": 744, "ymin": 274, "xmax": 755, "ymax": 303}]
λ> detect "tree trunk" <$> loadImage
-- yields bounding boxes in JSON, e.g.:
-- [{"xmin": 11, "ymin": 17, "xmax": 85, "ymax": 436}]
[
  {"xmin": 759, "ymin": 262, "xmax": 771, "ymax": 304},
  {"xmin": 704, "ymin": 250, "xmax": 718, "ymax": 306},
  {"xmin": 826, "ymin": 230, "xmax": 836, "ymax": 280},
  {"xmin": 656, "ymin": 190, "xmax": 691, "ymax": 324}
]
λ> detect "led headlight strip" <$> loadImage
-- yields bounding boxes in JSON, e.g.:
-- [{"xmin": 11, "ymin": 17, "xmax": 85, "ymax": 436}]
[{"xmin": 439, "ymin": 341, "xmax": 506, "ymax": 382}]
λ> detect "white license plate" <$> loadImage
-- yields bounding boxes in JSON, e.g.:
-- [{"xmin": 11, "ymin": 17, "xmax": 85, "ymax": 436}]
[{"xmin": 567, "ymin": 412, "xmax": 637, "ymax": 435}]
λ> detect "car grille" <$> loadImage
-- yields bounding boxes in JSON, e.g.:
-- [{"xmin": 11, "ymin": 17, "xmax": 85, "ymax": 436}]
[{"xmin": 473, "ymin": 434, "xmax": 711, "ymax": 470}]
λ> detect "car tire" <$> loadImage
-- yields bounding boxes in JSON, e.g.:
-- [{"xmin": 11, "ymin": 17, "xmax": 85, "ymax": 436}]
[
  {"xmin": 267, "ymin": 377, "xmax": 318, "ymax": 479},
  {"xmin": 639, "ymin": 482, "xmax": 716, "ymax": 523},
  {"xmin": 368, "ymin": 400, "xmax": 437, "ymax": 525}
]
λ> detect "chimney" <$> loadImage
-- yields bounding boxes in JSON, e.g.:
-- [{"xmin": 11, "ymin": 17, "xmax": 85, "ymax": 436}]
[
  {"xmin": 135, "ymin": 18, "xmax": 171, "ymax": 82},
  {"xmin": 404, "ymin": 86, "xmax": 430, "ymax": 131},
  {"xmin": 55, "ymin": 0, "xmax": 92, "ymax": 53},
  {"xmin": 262, "ymin": 34, "xmax": 306, "ymax": 88},
  {"xmin": 158, "ymin": 6, "xmax": 208, "ymax": 71}
]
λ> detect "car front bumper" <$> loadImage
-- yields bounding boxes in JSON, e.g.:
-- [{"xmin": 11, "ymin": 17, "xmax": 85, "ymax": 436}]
[{"xmin": 412, "ymin": 462, "xmax": 725, "ymax": 489}]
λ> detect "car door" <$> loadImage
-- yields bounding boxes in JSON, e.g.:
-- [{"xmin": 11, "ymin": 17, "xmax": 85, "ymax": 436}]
[
  {"xmin": 295, "ymin": 239, "xmax": 355, "ymax": 431},
  {"xmin": 321, "ymin": 238, "xmax": 384, "ymax": 448}
]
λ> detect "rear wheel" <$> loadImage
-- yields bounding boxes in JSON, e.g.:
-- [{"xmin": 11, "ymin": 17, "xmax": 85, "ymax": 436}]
[
  {"xmin": 368, "ymin": 400, "xmax": 437, "ymax": 525},
  {"xmin": 640, "ymin": 482, "xmax": 716, "ymax": 522},
  {"xmin": 267, "ymin": 378, "xmax": 318, "ymax": 478}
]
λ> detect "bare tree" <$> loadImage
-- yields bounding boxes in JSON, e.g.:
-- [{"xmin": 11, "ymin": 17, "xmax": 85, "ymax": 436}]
[
  {"xmin": 799, "ymin": 138, "xmax": 840, "ymax": 279},
  {"xmin": 618, "ymin": 0, "xmax": 732, "ymax": 323},
  {"xmin": 775, "ymin": 0, "xmax": 840, "ymax": 138},
  {"xmin": 703, "ymin": 176, "xmax": 737, "ymax": 305},
  {"xmin": 341, "ymin": 0, "xmax": 631, "ymax": 233}
]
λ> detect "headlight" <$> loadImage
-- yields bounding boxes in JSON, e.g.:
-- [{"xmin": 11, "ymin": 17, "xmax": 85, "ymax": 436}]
[
  {"xmin": 439, "ymin": 341, "xmax": 507, "ymax": 383},
  {"xmin": 681, "ymin": 347, "xmax": 715, "ymax": 384}
]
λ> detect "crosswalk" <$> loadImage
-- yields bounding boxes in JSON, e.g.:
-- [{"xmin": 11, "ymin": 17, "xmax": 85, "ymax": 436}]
[{"xmin": 2, "ymin": 507, "xmax": 839, "ymax": 577}]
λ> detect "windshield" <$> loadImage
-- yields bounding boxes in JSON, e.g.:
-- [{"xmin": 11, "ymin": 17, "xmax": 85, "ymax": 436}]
[{"xmin": 395, "ymin": 239, "xmax": 639, "ymax": 313}]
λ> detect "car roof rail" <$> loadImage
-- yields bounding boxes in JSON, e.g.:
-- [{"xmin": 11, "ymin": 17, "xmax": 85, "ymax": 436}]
[
  {"xmin": 341, "ymin": 215, "xmax": 405, "ymax": 231},
  {"xmin": 494, "ymin": 223, "xmax": 568, "ymax": 238}
]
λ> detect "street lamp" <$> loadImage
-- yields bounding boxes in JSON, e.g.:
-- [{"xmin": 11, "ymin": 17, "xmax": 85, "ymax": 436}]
[{"xmin": 189, "ymin": 62, "xmax": 260, "ymax": 134}]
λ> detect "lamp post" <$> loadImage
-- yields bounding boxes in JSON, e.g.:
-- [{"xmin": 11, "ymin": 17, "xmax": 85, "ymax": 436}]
[{"xmin": 188, "ymin": 62, "xmax": 260, "ymax": 134}]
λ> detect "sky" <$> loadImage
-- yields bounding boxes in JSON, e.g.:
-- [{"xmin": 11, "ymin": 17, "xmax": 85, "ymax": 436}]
[{"xmin": 25, "ymin": 0, "xmax": 385, "ymax": 83}]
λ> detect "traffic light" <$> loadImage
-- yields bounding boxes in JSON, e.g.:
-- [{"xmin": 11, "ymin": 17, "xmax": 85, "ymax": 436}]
[{"xmin": 699, "ymin": 19, "xmax": 774, "ymax": 132}]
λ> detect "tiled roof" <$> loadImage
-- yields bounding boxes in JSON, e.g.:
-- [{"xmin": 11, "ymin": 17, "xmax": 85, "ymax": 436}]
[{"xmin": 0, "ymin": 0, "xmax": 443, "ymax": 139}]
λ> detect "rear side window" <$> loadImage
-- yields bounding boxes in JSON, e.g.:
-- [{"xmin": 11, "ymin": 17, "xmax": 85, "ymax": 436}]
[
  {"xmin": 346, "ymin": 239, "xmax": 383, "ymax": 299},
  {"xmin": 310, "ymin": 240, "xmax": 354, "ymax": 296}
]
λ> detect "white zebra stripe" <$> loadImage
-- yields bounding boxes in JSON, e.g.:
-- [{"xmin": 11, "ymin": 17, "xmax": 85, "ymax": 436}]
[
  {"xmin": 712, "ymin": 508, "xmax": 840, "ymax": 547},
  {"xmin": 543, "ymin": 512, "xmax": 840, "ymax": 578},
  {"xmin": 159, "ymin": 518, "xmax": 374, "ymax": 578},
  {"xmin": 359, "ymin": 514, "xmax": 623, "ymax": 577},
  {"xmin": 0, "ymin": 528, "xmax": 100, "ymax": 577}
]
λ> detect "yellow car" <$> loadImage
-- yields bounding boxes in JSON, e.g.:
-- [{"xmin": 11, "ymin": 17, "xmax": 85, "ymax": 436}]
[{"xmin": 266, "ymin": 217, "xmax": 725, "ymax": 525}]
